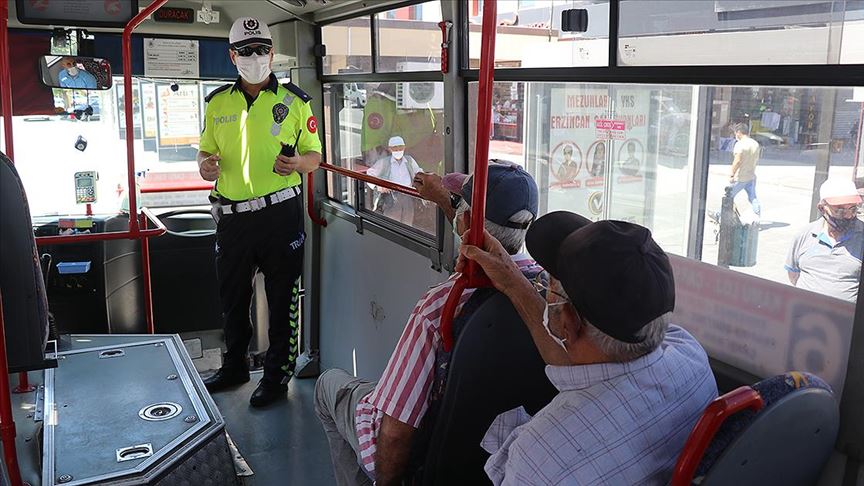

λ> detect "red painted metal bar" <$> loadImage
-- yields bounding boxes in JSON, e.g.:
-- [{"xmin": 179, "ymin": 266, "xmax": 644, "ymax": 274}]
[
  {"xmin": 140, "ymin": 180, "xmax": 214, "ymax": 193},
  {"xmin": 440, "ymin": 0, "xmax": 497, "ymax": 352},
  {"xmin": 1, "ymin": 6, "xmax": 27, "ymax": 484},
  {"xmin": 319, "ymin": 162, "xmax": 422, "ymax": 199},
  {"xmin": 671, "ymin": 386, "xmax": 765, "ymax": 486},
  {"xmin": 139, "ymin": 213, "xmax": 155, "ymax": 334},
  {"xmin": 123, "ymin": 0, "xmax": 168, "ymax": 234},
  {"xmin": 0, "ymin": 292, "xmax": 24, "ymax": 486},
  {"xmin": 306, "ymin": 171, "xmax": 328, "ymax": 227},
  {"xmin": 0, "ymin": 1, "xmax": 13, "ymax": 161},
  {"xmin": 35, "ymin": 227, "xmax": 165, "ymax": 246},
  {"xmin": 12, "ymin": 373, "xmax": 34, "ymax": 394},
  {"xmin": 34, "ymin": 207, "xmax": 167, "ymax": 246}
]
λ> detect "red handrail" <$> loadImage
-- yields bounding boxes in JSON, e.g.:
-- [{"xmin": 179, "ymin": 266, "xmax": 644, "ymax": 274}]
[
  {"xmin": 671, "ymin": 386, "xmax": 765, "ymax": 486},
  {"xmin": 307, "ymin": 171, "xmax": 328, "ymax": 227},
  {"xmin": 0, "ymin": 1, "xmax": 13, "ymax": 160},
  {"xmin": 140, "ymin": 180, "xmax": 214, "ymax": 193},
  {"xmin": 439, "ymin": 0, "xmax": 497, "ymax": 352},
  {"xmin": 34, "ymin": 207, "xmax": 168, "ymax": 246},
  {"xmin": 0, "ymin": 293, "xmax": 24, "ymax": 486},
  {"xmin": 319, "ymin": 162, "xmax": 422, "ymax": 199},
  {"xmin": 123, "ymin": 0, "xmax": 169, "ymax": 234}
]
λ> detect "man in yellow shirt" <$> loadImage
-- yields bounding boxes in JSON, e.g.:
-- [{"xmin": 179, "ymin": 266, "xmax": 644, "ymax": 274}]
[
  {"xmin": 728, "ymin": 122, "xmax": 761, "ymax": 216},
  {"xmin": 198, "ymin": 17, "xmax": 321, "ymax": 407}
]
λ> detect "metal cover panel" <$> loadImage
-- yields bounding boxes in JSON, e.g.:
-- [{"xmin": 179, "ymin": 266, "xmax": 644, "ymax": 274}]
[{"xmin": 43, "ymin": 336, "xmax": 221, "ymax": 486}]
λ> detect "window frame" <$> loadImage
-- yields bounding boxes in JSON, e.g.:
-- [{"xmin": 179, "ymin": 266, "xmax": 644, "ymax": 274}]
[
  {"xmin": 457, "ymin": 0, "xmax": 864, "ymax": 459},
  {"xmin": 315, "ymin": 1, "xmax": 864, "ymax": 459},
  {"xmin": 318, "ymin": 1, "xmax": 449, "ymax": 261}
]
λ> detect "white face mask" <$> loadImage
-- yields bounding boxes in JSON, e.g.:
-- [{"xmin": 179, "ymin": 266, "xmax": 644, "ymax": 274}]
[
  {"xmin": 391, "ymin": 150, "xmax": 405, "ymax": 160},
  {"xmin": 67, "ymin": 66, "xmax": 79, "ymax": 76},
  {"xmin": 452, "ymin": 214, "xmax": 462, "ymax": 248},
  {"xmin": 236, "ymin": 54, "xmax": 271, "ymax": 85},
  {"xmin": 542, "ymin": 302, "xmax": 568, "ymax": 352}
]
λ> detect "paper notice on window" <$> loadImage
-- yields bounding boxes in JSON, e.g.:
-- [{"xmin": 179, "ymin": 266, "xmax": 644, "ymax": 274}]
[
  {"xmin": 144, "ymin": 38, "xmax": 199, "ymax": 78},
  {"xmin": 157, "ymin": 84, "xmax": 200, "ymax": 146}
]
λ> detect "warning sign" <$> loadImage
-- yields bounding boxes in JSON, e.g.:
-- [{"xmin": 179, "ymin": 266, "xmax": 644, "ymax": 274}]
[{"xmin": 595, "ymin": 119, "xmax": 626, "ymax": 140}]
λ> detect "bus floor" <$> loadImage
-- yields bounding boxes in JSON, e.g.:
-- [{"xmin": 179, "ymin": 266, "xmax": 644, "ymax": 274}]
[{"xmin": 8, "ymin": 370, "xmax": 336, "ymax": 485}]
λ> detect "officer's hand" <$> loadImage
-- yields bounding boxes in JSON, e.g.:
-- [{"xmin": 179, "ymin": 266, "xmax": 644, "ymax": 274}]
[
  {"xmin": 199, "ymin": 154, "xmax": 221, "ymax": 182},
  {"xmin": 274, "ymin": 153, "xmax": 301, "ymax": 176},
  {"xmin": 412, "ymin": 172, "xmax": 449, "ymax": 205}
]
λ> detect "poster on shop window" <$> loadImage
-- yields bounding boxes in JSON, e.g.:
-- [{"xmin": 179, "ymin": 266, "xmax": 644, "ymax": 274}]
[
  {"xmin": 608, "ymin": 88, "xmax": 653, "ymax": 226},
  {"xmin": 546, "ymin": 86, "xmax": 653, "ymax": 225}
]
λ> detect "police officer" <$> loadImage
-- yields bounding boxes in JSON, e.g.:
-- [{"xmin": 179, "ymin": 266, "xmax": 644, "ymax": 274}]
[{"xmin": 198, "ymin": 17, "xmax": 321, "ymax": 407}]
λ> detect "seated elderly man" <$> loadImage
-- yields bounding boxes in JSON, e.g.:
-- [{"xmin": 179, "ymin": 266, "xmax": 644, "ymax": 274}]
[
  {"xmin": 459, "ymin": 212, "xmax": 718, "ymax": 485},
  {"xmin": 315, "ymin": 162, "xmax": 541, "ymax": 486}
]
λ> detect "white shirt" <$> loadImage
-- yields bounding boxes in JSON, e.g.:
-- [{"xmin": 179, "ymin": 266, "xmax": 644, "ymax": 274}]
[{"xmin": 367, "ymin": 155, "xmax": 413, "ymax": 187}]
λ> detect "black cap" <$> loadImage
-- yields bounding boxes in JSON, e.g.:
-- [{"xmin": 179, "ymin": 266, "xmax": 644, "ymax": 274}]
[{"xmin": 526, "ymin": 215, "xmax": 675, "ymax": 343}]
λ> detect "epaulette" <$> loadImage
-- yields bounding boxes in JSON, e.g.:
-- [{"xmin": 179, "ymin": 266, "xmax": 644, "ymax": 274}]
[
  {"xmin": 204, "ymin": 83, "xmax": 233, "ymax": 103},
  {"xmin": 282, "ymin": 82, "xmax": 312, "ymax": 103}
]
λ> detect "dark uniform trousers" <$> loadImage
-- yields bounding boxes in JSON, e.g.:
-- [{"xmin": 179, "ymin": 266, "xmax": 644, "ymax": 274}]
[{"xmin": 214, "ymin": 193, "xmax": 304, "ymax": 385}]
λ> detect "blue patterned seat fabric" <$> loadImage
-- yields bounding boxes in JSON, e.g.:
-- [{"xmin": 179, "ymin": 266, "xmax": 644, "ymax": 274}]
[{"xmin": 693, "ymin": 371, "xmax": 832, "ymax": 480}]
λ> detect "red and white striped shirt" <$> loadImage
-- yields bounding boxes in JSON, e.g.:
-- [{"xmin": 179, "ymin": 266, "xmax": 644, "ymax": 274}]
[{"xmin": 354, "ymin": 254, "xmax": 539, "ymax": 478}]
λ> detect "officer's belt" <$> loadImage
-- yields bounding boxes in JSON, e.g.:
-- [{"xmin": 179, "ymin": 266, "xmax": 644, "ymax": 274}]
[{"xmin": 216, "ymin": 186, "xmax": 300, "ymax": 215}]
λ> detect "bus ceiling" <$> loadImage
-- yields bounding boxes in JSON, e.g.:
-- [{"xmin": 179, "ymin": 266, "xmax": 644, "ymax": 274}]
[{"xmin": 5, "ymin": 0, "xmax": 416, "ymax": 33}]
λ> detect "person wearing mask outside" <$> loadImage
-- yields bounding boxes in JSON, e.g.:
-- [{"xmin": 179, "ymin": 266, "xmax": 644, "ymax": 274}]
[
  {"xmin": 367, "ymin": 136, "xmax": 422, "ymax": 225},
  {"xmin": 786, "ymin": 178, "xmax": 864, "ymax": 303}
]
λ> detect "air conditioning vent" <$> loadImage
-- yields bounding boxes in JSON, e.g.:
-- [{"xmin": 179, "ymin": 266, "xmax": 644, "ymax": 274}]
[{"xmin": 397, "ymin": 82, "xmax": 444, "ymax": 109}]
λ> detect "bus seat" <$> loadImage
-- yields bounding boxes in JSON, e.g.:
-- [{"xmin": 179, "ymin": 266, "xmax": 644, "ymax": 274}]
[
  {"xmin": 0, "ymin": 151, "xmax": 49, "ymax": 372},
  {"xmin": 672, "ymin": 371, "xmax": 838, "ymax": 486},
  {"xmin": 417, "ymin": 290, "xmax": 557, "ymax": 485}
]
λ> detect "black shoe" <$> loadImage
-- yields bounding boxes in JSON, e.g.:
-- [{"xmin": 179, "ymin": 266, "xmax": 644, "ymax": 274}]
[
  {"xmin": 249, "ymin": 379, "xmax": 288, "ymax": 407},
  {"xmin": 203, "ymin": 366, "xmax": 250, "ymax": 393}
]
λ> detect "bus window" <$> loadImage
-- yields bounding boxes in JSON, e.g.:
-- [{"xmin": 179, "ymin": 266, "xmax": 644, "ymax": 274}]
[
  {"xmin": 12, "ymin": 76, "xmax": 223, "ymax": 216},
  {"xmin": 469, "ymin": 80, "xmax": 864, "ymax": 393},
  {"xmin": 324, "ymin": 81, "xmax": 445, "ymax": 235},
  {"xmin": 467, "ymin": 0, "xmax": 611, "ymax": 68},
  {"xmin": 619, "ymin": 0, "xmax": 864, "ymax": 66},
  {"xmin": 322, "ymin": 17, "xmax": 372, "ymax": 75},
  {"xmin": 375, "ymin": 1, "xmax": 443, "ymax": 73}
]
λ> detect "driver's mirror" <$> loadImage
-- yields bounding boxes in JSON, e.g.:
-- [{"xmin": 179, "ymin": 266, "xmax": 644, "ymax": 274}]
[{"xmin": 39, "ymin": 55, "xmax": 112, "ymax": 90}]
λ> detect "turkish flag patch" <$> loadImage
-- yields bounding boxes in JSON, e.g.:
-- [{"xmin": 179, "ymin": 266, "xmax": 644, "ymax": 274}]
[{"xmin": 306, "ymin": 116, "xmax": 318, "ymax": 134}]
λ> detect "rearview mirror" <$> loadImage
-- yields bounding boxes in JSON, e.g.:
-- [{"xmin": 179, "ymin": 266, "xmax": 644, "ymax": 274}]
[{"xmin": 39, "ymin": 55, "xmax": 112, "ymax": 90}]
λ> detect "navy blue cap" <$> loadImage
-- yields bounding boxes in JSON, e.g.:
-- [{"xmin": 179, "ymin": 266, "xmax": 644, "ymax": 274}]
[
  {"xmin": 446, "ymin": 163, "xmax": 538, "ymax": 229},
  {"xmin": 527, "ymin": 216, "xmax": 675, "ymax": 343}
]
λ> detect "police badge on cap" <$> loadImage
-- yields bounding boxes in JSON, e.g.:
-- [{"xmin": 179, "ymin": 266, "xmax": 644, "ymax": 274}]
[{"xmin": 229, "ymin": 17, "xmax": 273, "ymax": 49}]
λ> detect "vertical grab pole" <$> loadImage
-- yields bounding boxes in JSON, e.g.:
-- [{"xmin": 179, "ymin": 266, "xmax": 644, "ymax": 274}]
[
  {"xmin": 1, "ymin": 0, "xmax": 35, "ymax": 405},
  {"xmin": 122, "ymin": 0, "xmax": 168, "ymax": 235},
  {"xmin": 0, "ymin": 1, "xmax": 13, "ymax": 160},
  {"xmin": 140, "ymin": 213, "xmax": 155, "ymax": 334},
  {"xmin": 464, "ymin": 0, "xmax": 497, "ymax": 287},
  {"xmin": 0, "ymin": 293, "xmax": 25, "ymax": 486},
  {"xmin": 440, "ymin": 0, "xmax": 498, "ymax": 352}
]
